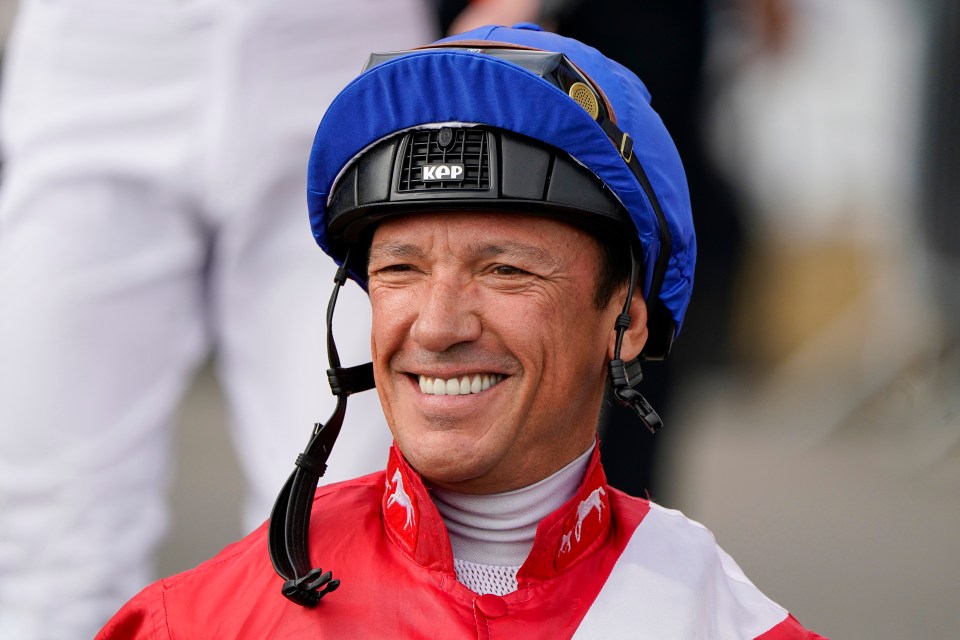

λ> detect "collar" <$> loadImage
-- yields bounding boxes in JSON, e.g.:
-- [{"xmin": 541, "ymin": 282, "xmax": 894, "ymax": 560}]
[{"xmin": 381, "ymin": 442, "xmax": 613, "ymax": 582}]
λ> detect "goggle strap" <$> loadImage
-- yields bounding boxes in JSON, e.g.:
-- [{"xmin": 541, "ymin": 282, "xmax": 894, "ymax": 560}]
[{"xmin": 598, "ymin": 116, "xmax": 673, "ymax": 322}]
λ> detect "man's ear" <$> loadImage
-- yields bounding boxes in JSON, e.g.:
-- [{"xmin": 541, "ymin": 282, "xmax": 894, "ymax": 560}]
[{"xmin": 607, "ymin": 290, "xmax": 649, "ymax": 361}]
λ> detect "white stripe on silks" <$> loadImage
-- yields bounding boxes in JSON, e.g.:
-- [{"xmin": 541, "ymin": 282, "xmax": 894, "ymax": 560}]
[{"xmin": 572, "ymin": 503, "xmax": 789, "ymax": 639}]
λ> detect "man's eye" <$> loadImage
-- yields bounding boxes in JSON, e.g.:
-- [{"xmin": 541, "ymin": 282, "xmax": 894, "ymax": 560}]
[
  {"xmin": 493, "ymin": 265, "xmax": 527, "ymax": 276},
  {"xmin": 375, "ymin": 263, "xmax": 413, "ymax": 273}
]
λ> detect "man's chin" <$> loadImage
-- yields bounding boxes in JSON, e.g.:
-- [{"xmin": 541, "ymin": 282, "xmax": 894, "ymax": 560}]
[{"xmin": 398, "ymin": 438, "xmax": 495, "ymax": 487}]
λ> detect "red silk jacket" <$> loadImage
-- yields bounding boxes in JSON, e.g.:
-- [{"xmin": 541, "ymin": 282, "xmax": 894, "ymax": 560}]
[{"xmin": 97, "ymin": 446, "xmax": 825, "ymax": 639}]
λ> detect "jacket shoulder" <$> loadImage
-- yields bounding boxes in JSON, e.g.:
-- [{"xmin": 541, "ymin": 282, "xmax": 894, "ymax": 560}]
[
  {"xmin": 572, "ymin": 501, "xmax": 826, "ymax": 639},
  {"xmin": 96, "ymin": 472, "xmax": 386, "ymax": 639}
]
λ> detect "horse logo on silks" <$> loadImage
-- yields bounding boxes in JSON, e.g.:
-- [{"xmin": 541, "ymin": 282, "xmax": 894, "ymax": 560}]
[
  {"xmin": 386, "ymin": 469, "xmax": 416, "ymax": 530},
  {"xmin": 559, "ymin": 486, "xmax": 606, "ymax": 555}
]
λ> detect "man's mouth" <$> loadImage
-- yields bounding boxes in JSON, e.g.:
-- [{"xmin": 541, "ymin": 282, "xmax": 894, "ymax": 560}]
[{"xmin": 417, "ymin": 374, "xmax": 505, "ymax": 396}]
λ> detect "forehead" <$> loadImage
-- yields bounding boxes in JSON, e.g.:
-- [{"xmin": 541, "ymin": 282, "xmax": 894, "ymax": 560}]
[{"xmin": 369, "ymin": 211, "xmax": 600, "ymax": 259}]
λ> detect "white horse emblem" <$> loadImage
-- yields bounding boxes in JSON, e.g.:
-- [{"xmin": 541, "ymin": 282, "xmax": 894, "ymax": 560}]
[
  {"xmin": 559, "ymin": 532, "xmax": 573, "ymax": 555},
  {"xmin": 574, "ymin": 487, "xmax": 606, "ymax": 541},
  {"xmin": 386, "ymin": 469, "xmax": 416, "ymax": 530},
  {"xmin": 560, "ymin": 486, "xmax": 606, "ymax": 554}
]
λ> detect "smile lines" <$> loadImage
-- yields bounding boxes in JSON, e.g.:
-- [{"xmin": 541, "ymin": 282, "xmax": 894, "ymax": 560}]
[{"xmin": 418, "ymin": 374, "xmax": 504, "ymax": 396}]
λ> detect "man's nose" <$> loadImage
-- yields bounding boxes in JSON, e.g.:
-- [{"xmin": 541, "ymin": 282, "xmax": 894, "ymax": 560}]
[{"xmin": 409, "ymin": 276, "xmax": 481, "ymax": 352}]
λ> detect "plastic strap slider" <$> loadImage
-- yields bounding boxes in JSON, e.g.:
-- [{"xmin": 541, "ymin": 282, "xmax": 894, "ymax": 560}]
[
  {"xmin": 295, "ymin": 453, "xmax": 327, "ymax": 478},
  {"xmin": 327, "ymin": 363, "xmax": 375, "ymax": 396},
  {"xmin": 619, "ymin": 133, "xmax": 634, "ymax": 163}
]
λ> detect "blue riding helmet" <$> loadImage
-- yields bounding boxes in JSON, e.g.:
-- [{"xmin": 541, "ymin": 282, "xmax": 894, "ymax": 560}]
[{"xmin": 307, "ymin": 23, "xmax": 696, "ymax": 358}]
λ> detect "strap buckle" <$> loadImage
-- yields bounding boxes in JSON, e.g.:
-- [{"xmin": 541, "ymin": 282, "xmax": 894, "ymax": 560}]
[
  {"xmin": 619, "ymin": 132, "xmax": 634, "ymax": 163},
  {"xmin": 281, "ymin": 569, "xmax": 340, "ymax": 608},
  {"xmin": 326, "ymin": 363, "xmax": 375, "ymax": 396}
]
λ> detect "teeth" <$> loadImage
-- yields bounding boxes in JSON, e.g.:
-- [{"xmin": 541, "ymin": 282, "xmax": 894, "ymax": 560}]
[{"xmin": 418, "ymin": 374, "xmax": 503, "ymax": 396}]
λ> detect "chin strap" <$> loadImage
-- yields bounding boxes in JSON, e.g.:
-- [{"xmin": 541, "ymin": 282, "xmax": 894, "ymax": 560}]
[
  {"xmin": 607, "ymin": 245, "xmax": 663, "ymax": 434},
  {"xmin": 268, "ymin": 251, "xmax": 376, "ymax": 607}
]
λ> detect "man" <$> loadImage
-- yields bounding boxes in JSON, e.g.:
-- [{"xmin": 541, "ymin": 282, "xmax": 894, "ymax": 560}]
[{"xmin": 97, "ymin": 24, "xmax": 825, "ymax": 638}]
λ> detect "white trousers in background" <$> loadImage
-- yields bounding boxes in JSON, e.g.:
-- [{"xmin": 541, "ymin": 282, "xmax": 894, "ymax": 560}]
[{"xmin": 0, "ymin": 1, "xmax": 431, "ymax": 637}]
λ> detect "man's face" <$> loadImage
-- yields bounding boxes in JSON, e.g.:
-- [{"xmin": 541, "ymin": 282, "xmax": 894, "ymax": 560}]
[{"xmin": 366, "ymin": 211, "xmax": 624, "ymax": 494}]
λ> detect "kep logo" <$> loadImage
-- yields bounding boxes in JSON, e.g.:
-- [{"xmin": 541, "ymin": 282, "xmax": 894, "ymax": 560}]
[{"xmin": 421, "ymin": 163, "xmax": 465, "ymax": 182}]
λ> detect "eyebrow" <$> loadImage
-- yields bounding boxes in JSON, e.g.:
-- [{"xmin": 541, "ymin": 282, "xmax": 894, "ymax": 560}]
[
  {"xmin": 368, "ymin": 242, "xmax": 425, "ymax": 264},
  {"xmin": 471, "ymin": 241, "xmax": 556, "ymax": 267},
  {"xmin": 367, "ymin": 239, "xmax": 559, "ymax": 268}
]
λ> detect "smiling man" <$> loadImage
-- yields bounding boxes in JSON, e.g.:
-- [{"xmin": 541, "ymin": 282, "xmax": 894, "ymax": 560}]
[
  {"xmin": 368, "ymin": 211, "xmax": 635, "ymax": 496},
  {"xmin": 98, "ymin": 24, "xmax": 825, "ymax": 639}
]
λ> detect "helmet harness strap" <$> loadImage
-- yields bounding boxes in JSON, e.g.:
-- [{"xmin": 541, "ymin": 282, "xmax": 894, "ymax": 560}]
[
  {"xmin": 268, "ymin": 249, "xmax": 375, "ymax": 607},
  {"xmin": 607, "ymin": 245, "xmax": 663, "ymax": 434}
]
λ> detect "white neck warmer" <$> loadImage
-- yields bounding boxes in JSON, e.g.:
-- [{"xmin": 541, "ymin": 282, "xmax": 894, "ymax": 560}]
[{"xmin": 429, "ymin": 443, "xmax": 595, "ymax": 568}]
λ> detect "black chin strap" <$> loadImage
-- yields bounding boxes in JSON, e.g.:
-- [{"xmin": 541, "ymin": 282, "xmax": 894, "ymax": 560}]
[
  {"xmin": 596, "ymin": 114, "xmax": 669, "ymax": 433},
  {"xmin": 268, "ymin": 251, "xmax": 375, "ymax": 607},
  {"xmin": 607, "ymin": 245, "xmax": 663, "ymax": 434}
]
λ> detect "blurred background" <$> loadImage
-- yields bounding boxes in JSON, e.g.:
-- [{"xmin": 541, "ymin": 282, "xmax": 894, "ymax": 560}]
[{"xmin": 1, "ymin": 1, "xmax": 957, "ymax": 639}]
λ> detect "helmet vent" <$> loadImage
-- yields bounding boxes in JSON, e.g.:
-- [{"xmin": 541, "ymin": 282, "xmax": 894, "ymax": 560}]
[
  {"xmin": 568, "ymin": 82, "xmax": 599, "ymax": 120},
  {"xmin": 398, "ymin": 128, "xmax": 490, "ymax": 192}
]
